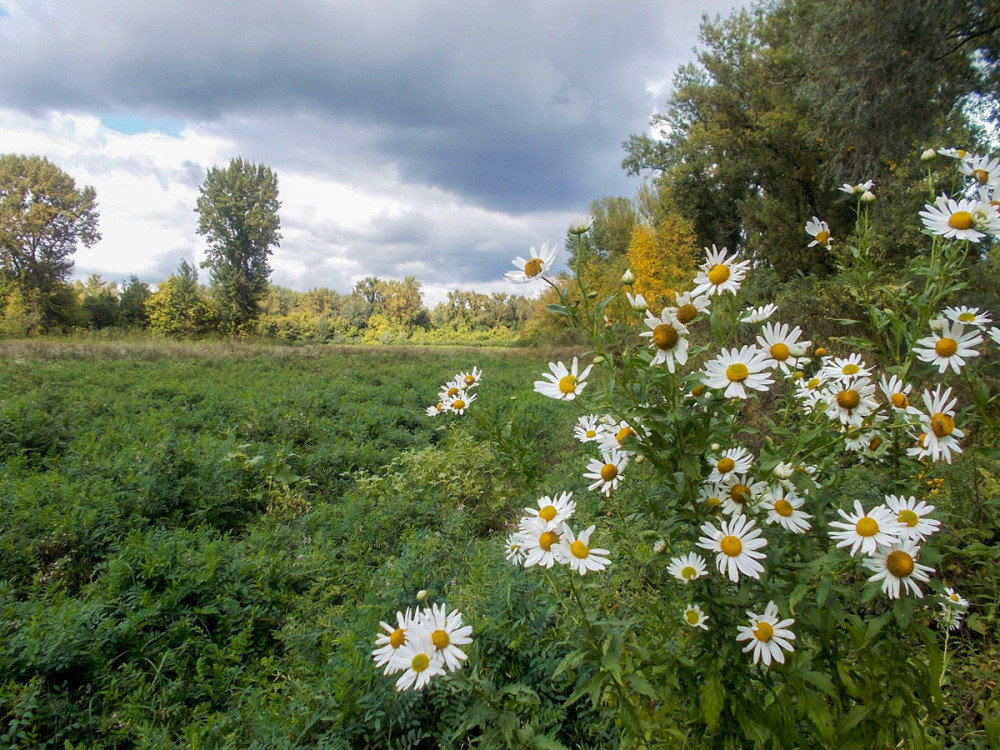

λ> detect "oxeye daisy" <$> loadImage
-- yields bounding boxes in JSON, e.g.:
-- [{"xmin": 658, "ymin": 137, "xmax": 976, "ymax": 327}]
[
  {"xmin": 574, "ymin": 415, "xmax": 604, "ymax": 444},
  {"xmin": 828, "ymin": 500, "xmax": 902, "ymax": 557},
  {"xmin": 944, "ymin": 305, "xmax": 992, "ymax": 328},
  {"xmin": 919, "ymin": 195, "xmax": 1000, "ymax": 242},
  {"xmin": 534, "ymin": 357, "xmax": 593, "ymax": 401},
  {"xmin": 760, "ymin": 486, "xmax": 812, "ymax": 534},
  {"xmin": 937, "ymin": 147, "xmax": 968, "ymax": 159},
  {"xmin": 373, "ymin": 608, "xmax": 418, "ymax": 674},
  {"xmin": 839, "ymin": 179, "xmax": 875, "ymax": 196},
  {"xmin": 505, "ymin": 532, "xmax": 527, "ymax": 566},
  {"xmin": 584, "ymin": 450, "xmax": 629, "ymax": 496},
  {"xmin": 942, "ymin": 587, "xmax": 969, "ymax": 609},
  {"xmin": 883, "ymin": 495, "xmax": 939, "ymax": 542},
  {"xmin": 794, "ymin": 374, "xmax": 827, "ymax": 409},
  {"xmin": 740, "ymin": 304, "xmax": 778, "ymax": 324},
  {"xmin": 555, "ymin": 524, "xmax": 610, "ymax": 575},
  {"xmin": 697, "ymin": 483, "xmax": 725, "ymax": 515},
  {"xmin": 598, "ymin": 420, "xmax": 642, "ymax": 454},
  {"xmin": 938, "ymin": 604, "xmax": 965, "ymax": 631},
  {"xmin": 696, "ymin": 514, "xmax": 768, "ymax": 583},
  {"xmin": 626, "ymin": 291, "xmax": 649, "ymax": 311},
  {"xmin": 805, "ymin": 216, "xmax": 832, "ymax": 248},
  {"xmin": 519, "ymin": 517, "xmax": 565, "ymax": 568},
  {"xmin": 719, "ymin": 473, "xmax": 768, "ymax": 517},
  {"xmin": 388, "ymin": 628, "xmax": 446, "ymax": 691},
  {"xmin": 914, "ymin": 320, "xmax": 983, "ymax": 374},
  {"xmin": 667, "ymin": 552, "xmax": 708, "ymax": 583},
  {"xmin": 640, "ymin": 309, "xmax": 690, "ymax": 372},
  {"xmin": 670, "ymin": 290, "xmax": 712, "ymax": 324},
  {"xmin": 820, "ymin": 352, "xmax": 872, "ymax": 384},
  {"xmin": 707, "ymin": 446, "xmax": 754, "ymax": 484},
  {"xmin": 756, "ymin": 322, "xmax": 811, "ymax": 375},
  {"xmin": 864, "ymin": 541, "xmax": 934, "ymax": 599},
  {"xmin": 959, "ymin": 153, "xmax": 1000, "ymax": 188},
  {"xmin": 506, "ymin": 240, "xmax": 558, "ymax": 283},
  {"xmin": 824, "ymin": 376, "xmax": 878, "ymax": 427},
  {"xmin": 735, "ymin": 601, "xmax": 795, "ymax": 666},
  {"xmin": 691, "ymin": 245, "xmax": 751, "ymax": 297},
  {"xmin": 458, "ymin": 367, "xmax": 483, "ymax": 389},
  {"xmin": 425, "ymin": 402, "xmax": 445, "ymax": 417},
  {"xmin": 444, "ymin": 391, "xmax": 476, "ymax": 415},
  {"xmin": 702, "ymin": 345, "xmax": 774, "ymax": 399},
  {"xmin": 523, "ymin": 492, "xmax": 576, "ymax": 528},
  {"xmin": 439, "ymin": 381, "xmax": 465, "ymax": 401},
  {"xmin": 911, "ymin": 384, "xmax": 964, "ymax": 463},
  {"xmin": 878, "ymin": 374, "xmax": 921, "ymax": 416},
  {"xmin": 422, "ymin": 603, "xmax": 474, "ymax": 672},
  {"xmin": 682, "ymin": 604, "xmax": 710, "ymax": 630}
]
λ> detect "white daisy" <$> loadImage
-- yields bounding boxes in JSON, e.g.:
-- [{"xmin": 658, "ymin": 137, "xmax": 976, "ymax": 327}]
[
  {"xmin": 914, "ymin": 320, "xmax": 983, "ymax": 374},
  {"xmin": 883, "ymin": 495, "xmax": 939, "ymax": 542},
  {"xmin": 839, "ymin": 179, "xmax": 875, "ymax": 196},
  {"xmin": 740, "ymin": 304, "xmax": 778, "ymax": 324},
  {"xmin": 506, "ymin": 240, "xmax": 558, "ymax": 283},
  {"xmin": 425, "ymin": 402, "xmax": 445, "ymax": 417},
  {"xmin": 944, "ymin": 305, "xmax": 993, "ymax": 329},
  {"xmin": 937, "ymin": 148, "xmax": 969, "ymax": 159},
  {"xmin": 702, "ymin": 345, "xmax": 775, "ymax": 399},
  {"xmin": 555, "ymin": 524, "xmax": 611, "ymax": 575},
  {"xmin": 959, "ymin": 153, "xmax": 1000, "ymax": 188},
  {"xmin": 583, "ymin": 450, "xmax": 629, "ymax": 496},
  {"xmin": 422, "ymin": 603, "xmax": 474, "ymax": 672},
  {"xmin": 690, "ymin": 245, "xmax": 751, "ymax": 297},
  {"xmin": 820, "ymin": 353, "xmax": 872, "ymax": 384},
  {"xmin": 794, "ymin": 374, "xmax": 827, "ymax": 409},
  {"xmin": 697, "ymin": 483, "xmax": 725, "ymax": 515},
  {"xmin": 707, "ymin": 446, "xmax": 754, "ymax": 484},
  {"xmin": 573, "ymin": 415, "xmax": 604, "ymax": 444},
  {"xmin": 942, "ymin": 587, "xmax": 969, "ymax": 609},
  {"xmin": 911, "ymin": 384, "xmax": 965, "ymax": 463},
  {"xmin": 696, "ymin": 514, "xmax": 768, "ymax": 583},
  {"xmin": 919, "ymin": 195, "xmax": 1000, "ymax": 242},
  {"xmin": 938, "ymin": 604, "xmax": 965, "ymax": 631},
  {"xmin": 990, "ymin": 327, "xmax": 1000, "ymax": 347},
  {"xmin": 667, "ymin": 552, "xmax": 708, "ymax": 583},
  {"xmin": 523, "ymin": 492, "xmax": 576, "ymax": 529},
  {"xmin": 670, "ymin": 290, "xmax": 712, "ymax": 325},
  {"xmin": 756, "ymin": 322, "xmax": 811, "ymax": 375},
  {"xmin": 373, "ymin": 608, "xmax": 418, "ymax": 674},
  {"xmin": 719, "ymin": 473, "xmax": 768, "ymax": 517},
  {"xmin": 864, "ymin": 541, "xmax": 934, "ymax": 599},
  {"xmin": 458, "ymin": 367, "xmax": 483, "ymax": 389},
  {"xmin": 682, "ymin": 604, "xmax": 710, "ymax": 630},
  {"xmin": 505, "ymin": 532, "xmax": 527, "ymax": 566},
  {"xmin": 639, "ymin": 308, "xmax": 690, "ymax": 372},
  {"xmin": 736, "ymin": 601, "xmax": 796, "ymax": 666},
  {"xmin": 439, "ymin": 381, "xmax": 465, "ymax": 401},
  {"xmin": 828, "ymin": 500, "xmax": 903, "ymax": 557},
  {"xmin": 519, "ymin": 517, "xmax": 565, "ymax": 569},
  {"xmin": 388, "ymin": 628, "xmax": 447, "ymax": 691},
  {"xmin": 805, "ymin": 216, "xmax": 832, "ymax": 248},
  {"xmin": 626, "ymin": 291, "xmax": 649, "ymax": 311},
  {"xmin": 444, "ymin": 391, "xmax": 476, "ymax": 415},
  {"xmin": 824, "ymin": 377, "xmax": 879, "ymax": 427},
  {"xmin": 598, "ymin": 420, "xmax": 642, "ymax": 454},
  {"xmin": 534, "ymin": 357, "xmax": 593, "ymax": 401},
  {"xmin": 878, "ymin": 374, "xmax": 921, "ymax": 416},
  {"xmin": 759, "ymin": 486, "xmax": 812, "ymax": 534}
]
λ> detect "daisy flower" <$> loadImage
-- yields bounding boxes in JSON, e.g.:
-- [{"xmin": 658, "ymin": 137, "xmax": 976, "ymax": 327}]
[
  {"xmin": 667, "ymin": 552, "xmax": 708, "ymax": 583},
  {"xmin": 444, "ymin": 391, "xmax": 476, "ymax": 415},
  {"xmin": 373, "ymin": 608, "xmax": 418, "ymax": 674},
  {"xmin": 555, "ymin": 524, "xmax": 611, "ymax": 575},
  {"xmin": 439, "ymin": 381, "xmax": 465, "ymax": 401},
  {"xmin": 523, "ymin": 492, "xmax": 576, "ymax": 528},
  {"xmin": 707, "ymin": 446, "xmax": 754, "ymax": 484},
  {"xmin": 944, "ymin": 305, "xmax": 992, "ymax": 328},
  {"xmin": 584, "ymin": 450, "xmax": 629, "ymax": 496},
  {"xmin": 697, "ymin": 483, "xmax": 725, "ymax": 514},
  {"xmin": 505, "ymin": 532, "xmax": 526, "ymax": 566},
  {"xmin": 458, "ymin": 367, "xmax": 483, "ymax": 389},
  {"xmin": 883, "ymin": 495, "xmax": 939, "ymax": 542},
  {"xmin": 425, "ymin": 402, "xmax": 445, "ymax": 417},
  {"xmin": 702, "ymin": 345, "xmax": 774, "ymax": 399},
  {"xmin": 938, "ymin": 605, "xmax": 965, "ymax": 631},
  {"xmin": 839, "ymin": 179, "xmax": 875, "ymax": 196},
  {"xmin": 878, "ymin": 374, "xmax": 921, "ymax": 416},
  {"xmin": 534, "ymin": 357, "xmax": 593, "ymax": 401},
  {"xmin": 690, "ymin": 245, "xmax": 751, "ymax": 297},
  {"xmin": 573, "ymin": 415, "xmax": 604, "ymax": 444},
  {"xmin": 626, "ymin": 291, "xmax": 649, "ymax": 311},
  {"xmin": 990, "ymin": 327, "xmax": 1000, "ymax": 347},
  {"xmin": 829, "ymin": 500, "xmax": 903, "ymax": 557},
  {"xmin": 506, "ymin": 240, "xmax": 558, "ymax": 283},
  {"xmin": 820, "ymin": 353, "xmax": 872, "ymax": 384},
  {"xmin": 759, "ymin": 486, "xmax": 812, "ymax": 534},
  {"xmin": 423, "ymin": 603, "xmax": 474, "ymax": 672},
  {"xmin": 824, "ymin": 377, "xmax": 879, "ymax": 427},
  {"xmin": 942, "ymin": 587, "xmax": 969, "ymax": 609},
  {"xmin": 794, "ymin": 374, "xmax": 827, "ymax": 409},
  {"xmin": 937, "ymin": 148, "xmax": 969, "ymax": 159},
  {"xmin": 864, "ymin": 541, "xmax": 934, "ymax": 599},
  {"xmin": 919, "ymin": 196, "xmax": 1000, "ymax": 242},
  {"xmin": 696, "ymin": 514, "xmax": 768, "ymax": 583},
  {"xmin": 805, "ymin": 216, "xmax": 832, "ymax": 248},
  {"xmin": 640, "ymin": 309, "xmax": 690, "ymax": 372},
  {"xmin": 914, "ymin": 320, "xmax": 983, "ymax": 374},
  {"xmin": 959, "ymin": 153, "xmax": 1000, "ymax": 188},
  {"xmin": 757, "ymin": 322, "xmax": 811, "ymax": 375},
  {"xmin": 736, "ymin": 601, "xmax": 796, "ymax": 666},
  {"xmin": 682, "ymin": 604, "xmax": 710, "ymax": 630},
  {"xmin": 388, "ymin": 628, "xmax": 447, "ymax": 691},
  {"xmin": 719, "ymin": 473, "xmax": 768, "ymax": 517},
  {"xmin": 519, "ymin": 517, "xmax": 565, "ymax": 569},
  {"xmin": 670, "ymin": 290, "xmax": 712, "ymax": 324},
  {"xmin": 598, "ymin": 420, "xmax": 641, "ymax": 454},
  {"xmin": 740, "ymin": 304, "xmax": 778, "ymax": 324},
  {"xmin": 912, "ymin": 384, "xmax": 964, "ymax": 463}
]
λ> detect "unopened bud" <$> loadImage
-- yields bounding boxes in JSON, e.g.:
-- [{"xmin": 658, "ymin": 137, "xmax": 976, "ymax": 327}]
[
  {"xmin": 860, "ymin": 190, "xmax": 876, "ymax": 203},
  {"xmin": 416, "ymin": 589, "xmax": 428, "ymax": 602},
  {"xmin": 652, "ymin": 539, "xmax": 667, "ymax": 554},
  {"xmin": 921, "ymin": 148, "xmax": 937, "ymax": 162},
  {"xmin": 710, "ymin": 443, "xmax": 721, "ymax": 452},
  {"xmin": 621, "ymin": 268, "xmax": 636, "ymax": 285},
  {"xmin": 591, "ymin": 355, "xmax": 605, "ymax": 364}
]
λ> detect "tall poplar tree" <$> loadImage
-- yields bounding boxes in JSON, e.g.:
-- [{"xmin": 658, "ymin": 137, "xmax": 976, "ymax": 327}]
[{"xmin": 196, "ymin": 157, "xmax": 281, "ymax": 333}]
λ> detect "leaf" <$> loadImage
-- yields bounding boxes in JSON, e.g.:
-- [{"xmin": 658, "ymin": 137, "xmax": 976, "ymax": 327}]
[
  {"xmin": 546, "ymin": 304, "xmax": 573, "ymax": 316},
  {"xmin": 700, "ymin": 671, "xmax": 725, "ymax": 732},
  {"xmin": 624, "ymin": 672, "xmax": 659, "ymax": 700}
]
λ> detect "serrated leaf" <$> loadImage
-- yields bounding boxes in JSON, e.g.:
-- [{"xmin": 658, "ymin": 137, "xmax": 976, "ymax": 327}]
[{"xmin": 700, "ymin": 671, "xmax": 725, "ymax": 732}]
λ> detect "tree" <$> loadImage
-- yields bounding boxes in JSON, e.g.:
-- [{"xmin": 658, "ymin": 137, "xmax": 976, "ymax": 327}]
[
  {"xmin": 145, "ymin": 260, "xmax": 212, "ymax": 337},
  {"xmin": 0, "ymin": 154, "xmax": 100, "ymax": 327},
  {"xmin": 118, "ymin": 274, "xmax": 151, "ymax": 328},
  {"xmin": 196, "ymin": 157, "xmax": 281, "ymax": 333}
]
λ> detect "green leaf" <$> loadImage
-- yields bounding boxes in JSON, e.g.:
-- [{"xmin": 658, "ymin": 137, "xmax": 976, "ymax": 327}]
[
  {"xmin": 700, "ymin": 671, "xmax": 725, "ymax": 732},
  {"xmin": 546, "ymin": 304, "xmax": 573, "ymax": 316}
]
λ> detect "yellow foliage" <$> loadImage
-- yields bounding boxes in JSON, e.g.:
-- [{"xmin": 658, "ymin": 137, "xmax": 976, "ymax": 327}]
[{"xmin": 627, "ymin": 211, "xmax": 698, "ymax": 313}]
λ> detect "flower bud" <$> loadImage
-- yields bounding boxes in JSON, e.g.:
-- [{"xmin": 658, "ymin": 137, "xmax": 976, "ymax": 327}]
[
  {"xmin": 860, "ymin": 190, "xmax": 876, "ymax": 203},
  {"xmin": 921, "ymin": 148, "xmax": 937, "ymax": 162},
  {"xmin": 652, "ymin": 539, "xmax": 667, "ymax": 554},
  {"xmin": 621, "ymin": 268, "xmax": 636, "ymax": 285},
  {"xmin": 591, "ymin": 355, "xmax": 605, "ymax": 364},
  {"xmin": 710, "ymin": 443, "xmax": 721, "ymax": 452},
  {"xmin": 773, "ymin": 462, "xmax": 795, "ymax": 479},
  {"xmin": 416, "ymin": 589, "xmax": 428, "ymax": 602}
]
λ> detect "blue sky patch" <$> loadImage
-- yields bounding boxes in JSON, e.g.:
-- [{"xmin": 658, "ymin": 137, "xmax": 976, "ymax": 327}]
[{"xmin": 100, "ymin": 115, "xmax": 185, "ymax": 138}]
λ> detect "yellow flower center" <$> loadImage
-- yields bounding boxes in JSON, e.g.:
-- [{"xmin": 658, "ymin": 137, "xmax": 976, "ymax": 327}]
[
  {"xmin": 464, "ymin": 375, "xmax": 476, "ymax": 386},
  {"xmin": 719, "ymin": 535, "xmax": 743, "ymax": 557},
  {"xmin": 691, "ymin": 384, "xmax": 707, "ymax": 397},
  {"xmin": 707, "ymin": 264, "xmax": 730, "ymax": 285},
  {"xmin": 836, "ymin": 389, "xmax": 861, "ymax": 409},
  {"xmin": 855, "ymin": 517, "xmax": 879, "ymax": 537},
  {"xmin": 446, "ymin": 387, "xmax": 460, "ymax": 398},
  {"xmin": 842, "ymin": 363, "xmax": 860, "ymax": 375},
  {"xmin": 539, "ymin": 530, "xmax": 560, "ymax": 551},
  {"xmin": 681, "ymin": 565, "xmax": 697, "ymax": 580},
  {"xmin": 538, "ymin": 504, "xmax": 557, "ymax": 522},
  {"xmin": 868, "ymin": 437, "xmax": 883, "ymax": 451},
  {"xmin": 411, "ymin": 653, "xmax": 430, "ymax": 672},
  {"xmin": 435, "ymin": 403, "xmax": 443, "ymax": 412},
  {"xmin": 725, "ymin": 363, "xmax": 749, "ymax": 382},
  {"xmin": 452, "ymin": 399, "xmax": 465, "ymax": 410},
  {"xmin": 585, "ymin": 429, "xmax": 597, "ymax": 438},
  {"xmin": 570, "ymin": 540, "xmax": 590, "ymax": 559},
  {"xmin": 685, "ymin": 609, "xmax": 701, "ymax": 626},
  {"xmin": 814, "ymin": 230, "xmax": 830, "ymax": 245},
  {"xmin": 390, "ymin": 628, "xmax": 406, "ymax": 649},
  {"xmin": 898, "ymin": 509, "xmax": 919, "ymax": 527},
  {"xmin": 704, "ymin": 496, "xmax": 721, "ymax": 510},
  {"xmin": 753, "ymin": 621, "xmax": 774, "ymax": 642},
  {"xmin": 815, "ymin": 347, "xmax": 827, "ymax": 357},
  {"xmin": 972, "ymin": 168, "xmax": 989, "ymax": 185},
  {"xmin": 730, "ymin": 484, "xmax": 750, "ymax": 504},
  {"xmin": 652, "ymin": 323, "xmax": 679, "ymax": 350},
  {"xmin": 948, "ymin": 211, "xmax": 973, "ymax": 230},
  {"xmin": 935, "ymin": 337, "xmax": 958, "ymax": 357},
  {"xmin": 886, "ymin": 550, "xmax": 915, "ymax": 578},
  {"xmin": 774, "ymin": 498, "xmax": 794, "ymax": 517},
  {"xmin": 431, "ymin": 629, "xmax": 451, "ymax": 650},
  {"xmin": 616, "ymin": 426, "xmax": 635, "ymax": 444},
  {"xmin": 676, "ymin": 303, "xmax": 698, "ymax": 324},
  {"xmin": 958, "ymin": 312, "xmax": 977, "ymax": 322},
  {"xmin": 891, "ymin": 392, "xmax": 909, "ymax": 409},
  {"xmin": 807, "ymin": 378, "xmax": 821, "ymax": 390},
  {"xmin": 930, "ymin": 412, "xmax": 955, "ymax": 438},
  {"xmin": 770, "ymin": 342, "xmax": 790, "ymax": 361},
  {"xmin": 716, "ymin": 457, "xmax": 736, "ymax": 474},
  {"xmin": 558, "ymin": 374, "xmax": 578, "ymax": 394},
  {"xmin": 600, "ymin": 463, "xmax": 619, "ymax": 482},
  {"xmin": 524, "ymin": 257, "xmax": 544, "ymax": 277}
]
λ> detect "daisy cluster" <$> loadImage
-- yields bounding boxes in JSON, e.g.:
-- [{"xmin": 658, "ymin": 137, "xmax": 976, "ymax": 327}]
[
  {"xmin": 425, "ymin": 366, "xmax": 482, "ymax": 417},
  {"xmin": 504, "ymin": 492, "xmax": 611, "ymax": 575},
  {"xmin": 918, "ymin": 149, "xmax": 1000, "ymax": 243},
  {"xmin": 372, "ymin": 604, "xmax": 473, "ymax": 692}
]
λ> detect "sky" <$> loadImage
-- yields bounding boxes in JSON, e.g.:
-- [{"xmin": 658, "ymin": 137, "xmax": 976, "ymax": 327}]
[{"xmin": 0, "ymin": 0, "xmax": 744, "ymax": 307}]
